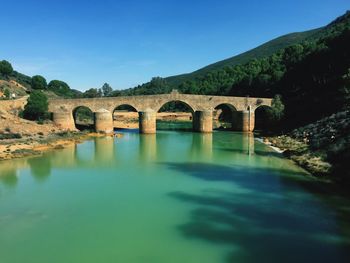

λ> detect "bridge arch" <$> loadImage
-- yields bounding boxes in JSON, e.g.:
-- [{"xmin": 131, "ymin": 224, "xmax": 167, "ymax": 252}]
[
  {"xmin": 254, "ymin": 104, "xmax": 273, "ymax": 131},
  {"xmin": 213, "ymin": 103, "xmax": 237, "ymax": 130},
  {"xmin": 113, "ymin": 104, "xmax": 138, "ymax": 130},
  {"xmin": 112, "ymin": 103, "xmax": 139, "ymax": 113},
  {"xmin": 156, "ymin": 100, "xmax": 195, "ymax": 131},
  {"xmin": 155, "ymin": 100, "xmax": 195, "ymax": 114},
  {"xmin": 72, "ymin": 106, "xmax": 94, "ymax": 131}
]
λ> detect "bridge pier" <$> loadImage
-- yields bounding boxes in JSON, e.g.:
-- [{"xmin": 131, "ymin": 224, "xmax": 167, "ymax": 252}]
[
  {"xmin": 94, "ymin": 109, "xmax": 114, "ymax": 134},
  {"xmin": 193, "ymin": 110, "xmax": 213, "ymax": 133},
  {"xmin": 52, "ymin": 112, "xmax": 75, "ymax": 130},
  {"xmin": 138, "ymin": 110, "xmax": 156, "ymax": 134},
  {"xmin": 234, "ymin": 110, "xmax": 255, "ymax": 132}
]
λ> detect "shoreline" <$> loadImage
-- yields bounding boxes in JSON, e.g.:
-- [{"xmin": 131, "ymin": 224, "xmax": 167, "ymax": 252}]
[
  {"xmin": 259, "ymin": 134, "xmax": 332, "ymax": 178},
  {"xmin": 255, "ymin": 137, "xmax": 284, "ymax": 154},
  {"xmin": 0, "ymin": 131, "xmax": 121, "ymax": 162}
]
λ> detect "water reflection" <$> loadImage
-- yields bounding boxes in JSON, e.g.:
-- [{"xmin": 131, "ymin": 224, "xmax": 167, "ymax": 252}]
[
  {"xmin": 95, "ymin": 137, "xmax": 115, "ymax": 165},
  {"xmin": 28, "ymin": 155, "xmax": 52, "ymax": 182},
  {"xmin": 50, "ymin": 144, "xmax": 77, "ymax": 167},
  {"xmin": 0, "ymin": 169, "xmax": 18, "ymax": 187},
  {"xmin": 0, "ymin": 137, "xmax": 117, "ymax": 185},
  {"xmin": 139, "ymin": 134, "xmax": 157, "ymax": 162},
  {"xmin": 0, "ymin": 158, "xmax": 26, "ymax": 187},
  {"xmin": 241, "ymin": 132, "xmax": 254, "ymax": 156},
  {"xmin": 191, "ymin": 133, "xmax": 213, "ymax": 161}
]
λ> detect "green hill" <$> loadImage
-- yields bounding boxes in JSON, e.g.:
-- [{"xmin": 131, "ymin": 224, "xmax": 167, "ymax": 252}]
[
  {"xmin": 165, "ymin": 11, "xmax": 350, "ymax": 87},
  {"xmin": 125, "ymin": 11, "xmax": 349, "ymax": 95},
  {"xmin": 165, "ymin": 28, "xmax": 321, "ymax": 87}
]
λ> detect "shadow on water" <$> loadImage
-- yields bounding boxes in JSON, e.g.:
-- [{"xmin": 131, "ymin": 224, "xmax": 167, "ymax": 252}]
[
  {"xmin": 115, "ymin": 128, "xmax": 139, "ymax": 133},
  {"xmin": 162, "ymin": 162, "xmax": 350, "ymax": 263}
]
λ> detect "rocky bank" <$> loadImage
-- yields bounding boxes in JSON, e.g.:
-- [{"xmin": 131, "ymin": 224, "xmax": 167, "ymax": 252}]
[{"xmin": 265, "ymin": 110, "xmax": 350, "ymax": 183}]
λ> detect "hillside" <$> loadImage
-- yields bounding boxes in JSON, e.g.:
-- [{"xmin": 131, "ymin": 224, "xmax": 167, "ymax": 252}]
[
  {"xmin": 165, "ymin": 28, "xmax": 321, "ymax": 87},
  {"xmin": 165, "ymin": 11, "xmax": 350, "ymax": 87}
]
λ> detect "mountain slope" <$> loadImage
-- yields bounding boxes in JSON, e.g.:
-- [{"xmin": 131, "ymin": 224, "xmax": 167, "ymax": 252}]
[
  {"xmin": 165, "ymin": 28, "xmax": 321, "ymax": 87},
  {"xmin": 165, "ymin": 11, "xmax": 349, "ymax": 88}
]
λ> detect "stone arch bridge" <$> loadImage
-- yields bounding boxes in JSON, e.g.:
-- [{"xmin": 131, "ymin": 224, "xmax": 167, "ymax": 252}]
[{"xmin": 49, "ymin": 90, "xmax": 272, "ymax": 134}]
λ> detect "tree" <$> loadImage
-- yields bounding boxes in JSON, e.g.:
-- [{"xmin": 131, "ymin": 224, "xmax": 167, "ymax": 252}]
[
  {"xmin": 101, "ymin": 83, "xmax": 113, "ymax": 97},
  {"xmin": 268, "ymin": 94, "xmax": 285, "ymax": 121},
  {"xmin": 83, "ymin": 88, "xmax": 102, "ymax": 98},
  {"xmin": 48, "ymin": 80, "xmax": 71, "ymax": 97},
  {"xmin": 340, "ymin": 69, "xmax": 350, "ymax": 109},
  {"xmin": 0, "ymin": 60, "xmax": 13, "ymax": 76},
  {"xmin": 23, "ymin": 90, "xmax": 49, "ymax": 120},
  {"xmin": 111, "ymin": 90, "xmax": 122, "ymax": 97},
  {"xmin": 31, "ymin": 75, "xmax": 47, "ymax": 90}
]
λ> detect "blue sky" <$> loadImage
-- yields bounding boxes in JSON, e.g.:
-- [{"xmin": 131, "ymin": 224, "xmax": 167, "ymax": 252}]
[{"xmin": 0, "ymin": 0, "xmax": 349, "ymax": 91}]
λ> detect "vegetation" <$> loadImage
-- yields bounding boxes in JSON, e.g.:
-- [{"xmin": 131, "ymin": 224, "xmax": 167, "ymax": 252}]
[
  {"xmin": 7, "ymin": 71, "xmax": 32, "ymax": 89},
  {"xmin": 47, "ymin": 80, "xmax": 82, "ymax": 98},
  {"xmin": 31, "ymin": 75, "xmax": 47, "ymax": 90},
  {"xmin": 0, "ymin": 133, "xmax": 22, "ymax": 140},
  {"xmin": 23, "ymin": 90, "xmax": 49, "ymax": 120},
  {"xmin": 3, "ymin": 88, "xmax": 10, "ymax": 99},
  {"xmin": 101, "ymin": 83, "xmax": 113, "ymax": 97},
  {"xmin": 0, "ymin": 60, "xmax": 13, "ymax": 77},
  {"xmin": 83, "ymin": 88, "xmax": 102, "ymax": 98},
  {"xmin": 268, "ymin": 95, "xmax": 285, "ymax": 121}
]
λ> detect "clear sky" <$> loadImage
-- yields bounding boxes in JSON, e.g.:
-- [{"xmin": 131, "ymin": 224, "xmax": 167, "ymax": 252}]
[{"xmin": 0, "ymin": 0, "xmax": 349, "ymax": 91}]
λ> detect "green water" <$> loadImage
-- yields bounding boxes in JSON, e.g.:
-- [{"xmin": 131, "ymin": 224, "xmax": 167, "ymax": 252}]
[{"xmin": 0, "ymin": 131, "xmax": 350, "ymax": 263}]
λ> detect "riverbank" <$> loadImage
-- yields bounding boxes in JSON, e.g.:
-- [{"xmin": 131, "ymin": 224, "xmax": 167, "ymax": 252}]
[
  {"xmin": 262, "ymin": 135, "xmax": 332, "ymax": 177},
  {"xmin": 0, "ymin": 131, "xmax": 120, "ymax": 161},
  {"xmin": 262, "ymin": 110, "xmax": 350, "ymax": 183}
]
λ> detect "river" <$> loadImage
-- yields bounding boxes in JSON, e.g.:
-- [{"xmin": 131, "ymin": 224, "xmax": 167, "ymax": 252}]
[{"xmin": 0, "ymin": 131, "xmax": 349, "ymax": 263}]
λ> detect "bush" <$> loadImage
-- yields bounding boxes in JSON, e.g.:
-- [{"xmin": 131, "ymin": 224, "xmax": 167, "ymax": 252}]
[
  {"xmin": 31, "ymin": 75, "xmax": 47, "ymax": 90},
  {"xmin": 23, "ymin": 90, "xmax": 49, "ymax": 120},
  {"xmin": 4, "ymin": 88, "xmax": 10, "ymax": 99}
]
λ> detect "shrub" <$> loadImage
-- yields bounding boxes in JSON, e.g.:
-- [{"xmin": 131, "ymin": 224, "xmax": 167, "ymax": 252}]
[{"xmin": 4, "ymin": 89, "xmax": 10, "ymax": 99}]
